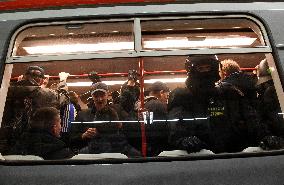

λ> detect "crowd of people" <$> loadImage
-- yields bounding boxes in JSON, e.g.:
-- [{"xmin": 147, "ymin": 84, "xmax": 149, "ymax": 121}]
[{"xmin": 0, "ymin": 55, "xmax": 284, "ymax": 159}]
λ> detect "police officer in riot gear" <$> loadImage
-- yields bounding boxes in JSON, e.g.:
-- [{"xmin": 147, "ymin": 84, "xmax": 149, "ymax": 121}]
[
  {"xmin": 168, "ymin": 55, "xmax": 284, "ymax": 154},
  {"xmin": 168, "ymin": 55, "xmax": 221, "ymax": 153},
  {"xmin": 169, "ymin": 55, "xmax": 221, "ymax": 119}
]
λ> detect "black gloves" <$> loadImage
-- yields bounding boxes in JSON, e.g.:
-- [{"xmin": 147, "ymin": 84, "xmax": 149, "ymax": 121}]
[
  {"xmin": 260, "ymin": 135, "xmax": 284, "ymax": 150},
  {"xmin": 178, "ymin": 136, "xmax": 207, "ymax": 153}
]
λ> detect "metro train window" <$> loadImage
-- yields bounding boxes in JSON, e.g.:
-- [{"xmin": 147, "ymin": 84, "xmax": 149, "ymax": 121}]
[
  {"xmin": 1, "ymin": 16, "xmax": 284, "ymax": 161},
  {"xmin": 12, "ymin": 21, "xmax": 134, "ymax": 56},
  {"xmin": 141, "ymin": 18, "xmax": 265, "ymax": 50}
]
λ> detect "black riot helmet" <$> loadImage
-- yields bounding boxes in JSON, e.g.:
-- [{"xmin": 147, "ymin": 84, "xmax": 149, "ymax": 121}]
[{"xmin": 185, "ymin": 55, "xmax": 220, "ymax": 93}]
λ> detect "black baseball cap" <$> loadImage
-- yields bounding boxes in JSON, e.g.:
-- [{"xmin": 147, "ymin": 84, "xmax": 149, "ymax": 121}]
[
  {"xmin": 91, "ymin": 82, "xmax": 109, "ymax": 95},
  {"xmin": 148, "ymin": 81, "xmax": 169, "ymax": 92},
  {"xmin": 25, "ymin": 66, "xmax": 45, "ymax": 78}
]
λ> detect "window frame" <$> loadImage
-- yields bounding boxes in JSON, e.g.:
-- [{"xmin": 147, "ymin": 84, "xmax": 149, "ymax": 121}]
[
  {"xmin": 6, "ymin": 15, "xmax": 272, "ymax": 64},
  {"xmin": 2, "ymin": 14, "xmax": 284, "ymax": 160}
]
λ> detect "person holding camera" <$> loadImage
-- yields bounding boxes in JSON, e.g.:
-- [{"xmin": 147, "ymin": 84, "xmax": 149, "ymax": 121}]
[{"xmin": 121, "ymin": 69, "xmax": 140, "ymax": 102}]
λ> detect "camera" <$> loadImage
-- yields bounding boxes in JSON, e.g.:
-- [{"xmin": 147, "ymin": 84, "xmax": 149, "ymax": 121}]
[
  {"xmin": 128, "ymin": 70, "xmax": 138, "ymax": 81},
  {"xmin": 88, "ymin": 71, "xmax": 101, "ymax": 84}
]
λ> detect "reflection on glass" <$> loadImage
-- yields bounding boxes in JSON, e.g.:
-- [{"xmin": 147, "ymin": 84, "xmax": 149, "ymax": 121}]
[
  {"xmin": 2, "ymin": 51, "xmax": 284, "ymax": 161},
  {"xmin": 141, "ymin": 19, "xmax": 264, "ymax": 50},
  {"xmin": 13, "ymin": 22, "xmax": 134, "ymax": 56}
]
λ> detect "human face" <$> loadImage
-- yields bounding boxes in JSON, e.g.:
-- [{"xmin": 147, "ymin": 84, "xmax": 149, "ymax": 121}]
[
  {"xmin": 34, "ymin": 77, "xmax": 44, "ymax": 85},
  {"xmin": 219, "ymin": 65, "xmax": 225, "ymax": 80},
  {"xmin": 31, "ymin": 69, "xmax": 44, "ymax": 85},
  {"xmin": 52, "ymin": 115, "xmax": 61, "ymax": 138},
  {"xmin": 92, "ymin": 91, "xmax": 108, "ymax": 111},
  {"xmin": 160, "ymin": 91, "xmax": 170, "ymax": 104}
]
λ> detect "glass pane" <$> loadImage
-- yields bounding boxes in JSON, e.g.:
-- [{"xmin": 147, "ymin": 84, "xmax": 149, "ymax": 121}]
[
  {"xmin": 13, "ymin": 21, "xmax": 134, "ymax": 56},
  {"xmin": 141, "ymin": 18, "xmax": 265, "ymax": 50},
  {"xmin": 142, "ymin": 54, "xmax": 284, "ymax": 156},
  {"xmin": 1, "ymin": 54, "xmax": 283, "ymax": 160},
  {"xmin": 1, "ymin": 58, "xmax": 143, "ymax": 159}
]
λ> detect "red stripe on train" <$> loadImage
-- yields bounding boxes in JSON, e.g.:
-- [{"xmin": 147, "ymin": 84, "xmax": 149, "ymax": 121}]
[{"xmin": 0, "ymin": 0, "xmax": 175, "ymax": 11}]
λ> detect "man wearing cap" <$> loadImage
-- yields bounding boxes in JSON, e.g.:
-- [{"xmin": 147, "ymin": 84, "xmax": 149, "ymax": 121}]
[
  {"xmin": 17, "ymin": 66, "xmax": 46, "ymax": 86},
  {"xmin": 145, "ymin": 81, "xmax": 170, "ymax": 120},
  {"xmin": 70, "ymin": 82, "xmax": 114, "ymax": 148},
  {"xmin": 144, "ymin": 81, "xmax": 170, "ymax": 156},
  {"xmin": 70, "ymin": 82, "xmax": 141, "ymax": 156}
]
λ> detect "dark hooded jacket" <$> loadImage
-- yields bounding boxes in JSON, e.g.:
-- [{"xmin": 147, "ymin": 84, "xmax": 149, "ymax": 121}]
[
  {"xmin": 144, "ymin": 96, "xmax": 168, "ymax": 120},
  {"xmin": 70, "ymin": 105, "xmax": 120, "ymax": 149},
  {"xmin": 168, "ymin": 86, "xmax": 230, "ymax": 153},
  {"xmin": 1, "ymin": 80, "xmax": 68, "ymax": 154},
  {"xmin": 256, "ymin": 80, "xmax": 284, "ymax": 137},
  {"xmin": 70, "ymin": 105, "xmax": 141, "ymax": 157},
  {"xmin": 168, "ymin": 72, "xmax": 272, "ymax": 153},
  {"xmin": 214, "ymin": 71, "xmax": 275, "ymax": 152},
  {"xmin": 111, "ymin": 90, "xmax": 141, "ymax": 152},
  {"xmin": 8, "ymin": 128, "xmax": 74, "ymax": 160},
  {"xmin": 220, "ymin": 71, "xmax": 257, "ymax": 100},
  {"xmin": 144, "ymin": 96, "xmax": 170, "ymax": 156}
]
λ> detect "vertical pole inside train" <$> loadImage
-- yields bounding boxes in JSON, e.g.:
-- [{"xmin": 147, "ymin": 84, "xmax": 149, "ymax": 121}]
[{"xmin": 139, "ymin": 57, "xmax": 147, "ymax": 157}]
